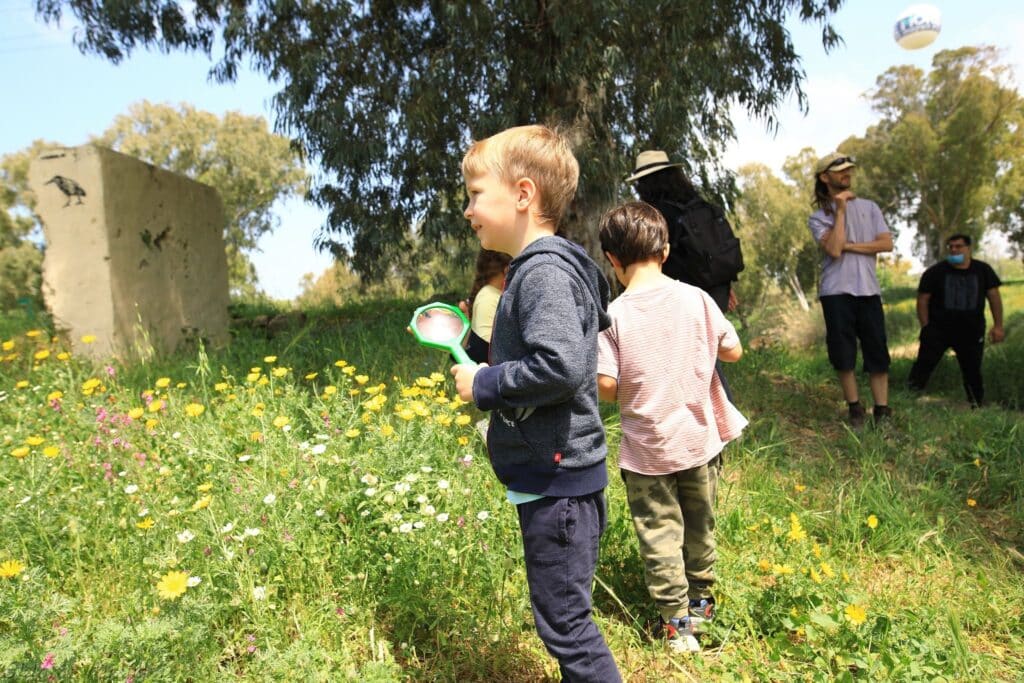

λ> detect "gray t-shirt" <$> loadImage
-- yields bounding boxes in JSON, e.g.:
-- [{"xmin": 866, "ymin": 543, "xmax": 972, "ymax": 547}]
[{"xmin": 808, "ymin": 198, "xmax": 890, "ymax": 297}]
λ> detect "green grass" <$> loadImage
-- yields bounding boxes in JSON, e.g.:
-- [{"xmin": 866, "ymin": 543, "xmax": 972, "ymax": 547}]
[{"xmin": 0, "ymin": 283, "xmax": 1022, "ymax": 681}]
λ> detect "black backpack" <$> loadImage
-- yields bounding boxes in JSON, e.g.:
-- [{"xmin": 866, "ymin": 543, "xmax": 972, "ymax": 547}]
[{"xmin": 660, "ymin": 198, "xmax": 744, "ymax": 290}]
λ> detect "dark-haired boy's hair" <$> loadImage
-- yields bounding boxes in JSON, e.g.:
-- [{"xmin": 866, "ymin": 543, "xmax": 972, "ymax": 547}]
[
  {"xmin": 813, "ymin": 177, "xmax": 834, "ymax": 215},
  {"xmin": 946, "ymin": 233, "xmax": 972, "ymax": 246},
  {"xmin": 599, "ymin": 202, "xmax": 668, "ymax": 268}
]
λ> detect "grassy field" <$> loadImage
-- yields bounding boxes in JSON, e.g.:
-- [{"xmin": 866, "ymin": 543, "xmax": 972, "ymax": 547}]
[{"xmin": 0, "ymin": 281, "xmax": 1021, "ymax": 681}]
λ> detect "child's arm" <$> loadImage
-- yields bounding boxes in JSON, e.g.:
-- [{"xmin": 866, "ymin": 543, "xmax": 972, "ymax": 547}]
[
  {"xmin": 597, "ymin": 374, "xmax": 618, "ymax": 402},
  {"xmin": 719, "ymin": 340, "xmax": 743, "ymax": 363}
]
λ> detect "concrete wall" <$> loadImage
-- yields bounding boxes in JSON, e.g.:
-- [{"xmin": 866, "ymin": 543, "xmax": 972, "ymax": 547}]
[{"xmin": 28, "ymin": 145, "xmax": 231, "ymax": 359}]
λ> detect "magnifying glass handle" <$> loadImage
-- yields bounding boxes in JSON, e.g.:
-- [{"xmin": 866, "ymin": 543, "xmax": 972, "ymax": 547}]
[{"xmin": 451, "ymin": 345, "xmax": 474, "ymax": 366}]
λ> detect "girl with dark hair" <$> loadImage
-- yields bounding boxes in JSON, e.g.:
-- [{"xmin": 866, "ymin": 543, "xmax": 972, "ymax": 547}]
[{"xmin": 459, "ymin": 249, "xmax": 511, "ymax": 363}]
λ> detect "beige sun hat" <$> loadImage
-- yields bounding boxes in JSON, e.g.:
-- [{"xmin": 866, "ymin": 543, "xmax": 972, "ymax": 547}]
[
  {"xmin": 625, "ymin": 150, "xmax": 684, "ymax": 183},
  {"xmin": 814, "ymin": 151, "xmax": 857, "ymax": 175}
]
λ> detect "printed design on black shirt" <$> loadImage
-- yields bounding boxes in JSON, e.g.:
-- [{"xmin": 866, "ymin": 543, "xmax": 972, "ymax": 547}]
[{"xmin": 943, "ymin": 273, "xmax": 978, "ymax": 312}]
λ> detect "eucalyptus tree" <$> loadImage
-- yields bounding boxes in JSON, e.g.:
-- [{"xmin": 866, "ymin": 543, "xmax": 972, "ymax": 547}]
[
  {"xmin": 840, "ymin": 46, "xmax": 1024, "ymax": 263},
  {"xmin": 37, "ymin": 0, "xmax": 845, "ymax": 278}
]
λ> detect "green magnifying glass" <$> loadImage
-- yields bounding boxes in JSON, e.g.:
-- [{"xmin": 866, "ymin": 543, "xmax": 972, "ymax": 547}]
[{"xmin": 409, "ymin": 302, "xmax": 473, "ymax": 365}]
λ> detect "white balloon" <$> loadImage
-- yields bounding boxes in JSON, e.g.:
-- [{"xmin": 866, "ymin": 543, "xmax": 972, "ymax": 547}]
[{"xmin": 894, "ymin": 4, "xmax": 942, "ymax": 50}]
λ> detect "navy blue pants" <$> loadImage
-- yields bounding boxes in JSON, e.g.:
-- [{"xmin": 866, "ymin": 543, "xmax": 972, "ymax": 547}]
[{"xmin": 516, "ymin": 492, "xmax": 621, "ymax": 683}]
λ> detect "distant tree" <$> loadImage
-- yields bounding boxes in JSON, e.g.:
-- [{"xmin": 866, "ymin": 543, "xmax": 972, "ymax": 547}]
[
  {"xmin": 93, "ymin": 101, "xmax": 307, "ymax": 297},
  {"xmin": 734, "ymin": 158, "xmax": 819, "ymax": 311},
  {"xmin": 839, "ymin": 46, "xmax": 1024, "ymax": 263},
  {"xmin": 36, "ymin": 0, "xmax": 845, "ymax": 279},
  {"xmin": 0, "ymin": 140, "xmax": 60, "ymax": 312}
]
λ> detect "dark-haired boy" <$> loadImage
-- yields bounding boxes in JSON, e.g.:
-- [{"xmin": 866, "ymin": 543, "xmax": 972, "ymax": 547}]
[{"xmin": 596, "ymin": 201, "xmax": 747, "ymax": 653}]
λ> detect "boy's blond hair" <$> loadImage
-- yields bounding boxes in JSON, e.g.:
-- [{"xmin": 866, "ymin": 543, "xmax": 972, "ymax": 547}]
[{"xmin": 462, "ymin": 125, "xmax": 579, "ymax": 227}]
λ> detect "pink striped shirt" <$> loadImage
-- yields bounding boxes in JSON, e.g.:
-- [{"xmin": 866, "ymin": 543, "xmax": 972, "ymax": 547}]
[{"xmin": 597, "ymin": 278, "xmax": 747, "ymax": 475}]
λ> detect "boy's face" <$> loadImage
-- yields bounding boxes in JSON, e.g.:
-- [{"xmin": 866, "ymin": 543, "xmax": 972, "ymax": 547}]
[{"xmin": 464, "ymin": 171, "xmax": 519, "ymax": 254}]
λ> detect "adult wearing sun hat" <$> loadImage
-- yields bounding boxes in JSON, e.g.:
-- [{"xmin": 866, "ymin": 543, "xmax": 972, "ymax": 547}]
[
  {"xmin": 808, "ymin": 151, "xmax": 894, "ymax": 428},
  {"xmin": 626, "ymin": 150, "xmax": 735, "ymax": 312}
]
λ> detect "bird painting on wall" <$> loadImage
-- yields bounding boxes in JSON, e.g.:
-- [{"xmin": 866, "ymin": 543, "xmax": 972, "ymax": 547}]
[{"xmin": 45, "ymin": 175, "xmax": 86, "ymax": 206}]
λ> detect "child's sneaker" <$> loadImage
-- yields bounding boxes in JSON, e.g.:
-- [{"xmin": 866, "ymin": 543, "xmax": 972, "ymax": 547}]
[
  {"xmin": 661, "ymin": 616, "xmax": 700, "ymax": 653},
  {"xmin": 688, "ymin": 597, "xmax": 716, "ymax": 633}
]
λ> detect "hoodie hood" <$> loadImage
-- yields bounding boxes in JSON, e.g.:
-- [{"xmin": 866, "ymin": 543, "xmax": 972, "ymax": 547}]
[{"xmin": 512, "ymin": 236, "xmax": 611, "ymax": 331}]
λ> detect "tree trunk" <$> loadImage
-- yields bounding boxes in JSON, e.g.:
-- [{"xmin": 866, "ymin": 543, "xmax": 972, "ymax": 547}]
[{"xmin": 787, "ymin": 271, "xmax": 810, "ymax": 311}]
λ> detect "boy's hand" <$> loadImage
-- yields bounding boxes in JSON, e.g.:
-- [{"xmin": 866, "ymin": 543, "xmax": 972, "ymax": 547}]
[{"xmin": 451, "ymin": 363, "xmax": 486, "ymax": 402}]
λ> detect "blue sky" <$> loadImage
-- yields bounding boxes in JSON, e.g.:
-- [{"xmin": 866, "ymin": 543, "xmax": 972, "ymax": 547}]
[{"xmin": 1, "ymin": 1, "xmax": 1022, "ymax": 297}]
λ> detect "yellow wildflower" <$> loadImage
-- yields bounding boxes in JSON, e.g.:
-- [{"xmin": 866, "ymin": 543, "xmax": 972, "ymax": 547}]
[
  {"xmin": 80, "ymin": 334, "xmax": 97, "ymax": 344},
  {"xmin": 345, "ymin": 428, "xmax": 361, "ymax": 438},
  {"xmin": 184, "ymin": 403, "xmax": 206, "ymax": 417},
  {"xmin": 1, "ymin": 340, "xmax": 14, "ymax": 351},
  {"xmin": 34, "ymin": 349, "xmax": 50, "ymax": 361},
  {"xmin": 148, "ymin": 399, "xmax": 164, "ymax": 413},
  {"xmin": 246, "ymin": 372, "xmax": 261, "ymax": 383},
  {"xmin": 214, "ymin": 382, "xmax": 229, "ymax": 392},
  {"xmin": 809, "ymin": 567, "xmax": 822, "ymax": 584},
  {"xmin": 47, "ymin": 390, "xmax": 63, "ymax": 402},
  {"xmin": 136, "ymin": 518, "xmax": 155, "ymax": 529},
  {"xmin": 57, "ymin": 352, "xmax": 70, "ymax": 361},
  {"xmin": 15, "ymin": 380, "xmax": 28, "ymax": 389},
  {"xmin": 156, "ymin": 570, "xmax": 189, "ymax": 600},
  {"xmin": 787, "ymin": 513, "xmax": 807, "ymax": 542},
  {"xmin": 190, "ymin": 495, "xmax": 212, "ymax": 511},
  {"xmin": 844, "ymin": 604, "xmax": 867, "ymax": 626},
  {"xmin": 10, "ymin": 446, "xmax": 29, "ymax": 459},
  {"xmin": 250, "ymin": 431, "xmax": 263, "ymax": 442},
  {"xmin": 25, "ymin": 436, "xmax": 44, "ymax": 446},
  {"xmin": 866, "ymin": 515, "xmax": 879, "ymax": 530},
  {"xmin": 155, "ymin": 377, "xmax": 171, "ymax": 389},
  {"xmin": 397, "ymin": 409, "xmax": 415, "ymax": 421},
  {"xmin": 43, "ymin": 446, "xmax": 59, "ymax": 458},
  {"xmin": 197, "ymin": 483, "xmax": 213, "ymax": 492},
  {"xmin": 380, "ymin": 425, "xmax": 395, "ymax": 438},
  {"xmin": 176, "ymin": 382, "xmax": 187, "ymax": 389},
  {"xmin": 773, "ymin": 564, "xmax": 794, "ymax": 575},
  {"xmin": 966, "ymin": 498, "xmax": 977, "ymax": 507},
  {"xmin": 794, "ymin": 483, "xmax": 806, "ymax": 492},
  {"xmin": 128, "ymin": 408, "xmax": 145, "ymax": 420},
  {"xmin": 272, "ymin": 367, "xmax": 288, "ymax": 378},
  {"xmin": 272, "ymin": 415, "xmax": 290, "ymax": 429},
  {"xmin": 305, "ymin": 372, "xmax": 318, "ymax": 380},
  {"xmin": 264, "ymin": 355, "xmax": 278, "ymax": 364},
  {"xmin": 145, "ymin": 419, "xmax": 159, "ymax": 430},
  {"xmin": 757, "ymin": 559, "xmax": 772, "ymax": 572},
  {"xmin": 455, "ymin": 415, "xmax": 472, "ymax": 427},
  {"xmin": 342, "ymin": 366, "xmax": 356, "ymax": 376},
  {"xmin": 457, "ymin": 436, "xmax": 469, "ymax": 446},
  {"xmin": 355, "ymin": 374, "xmax": 369, "ymax": 385},
  {"xmin": 334, "ymin": 359, "xmax": 348, "ymax": 367},
  {"xmin": 323, "ymin": 385, "xmax": 338, "ymax": 397},
  {"xmin": 257, "ymin": 376, "xmax": 269, "ymax": 386},
  {"xmin": 25, "ymin": 329, "xmax": 42, "ymax": 338},
  {"xmin": 0, "ymin": 559, "xmax": 27, "ymax": 578},
  {"xmin": 820, "ymin": 562, "xmax": 835, "ymax": 578}
]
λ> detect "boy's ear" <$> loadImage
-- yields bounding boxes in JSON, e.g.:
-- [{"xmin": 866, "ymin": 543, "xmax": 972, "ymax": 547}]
[
  {"xmin": 515, "ymin": 177, "xmax": 538, "ymax": 211},
  {"xmin": 661, "ymin": 243, "xmax": 670, "ymax": 263},
  {"xmin": 605, "ymin": 251, "xmax": 623, "ymax": 271}
]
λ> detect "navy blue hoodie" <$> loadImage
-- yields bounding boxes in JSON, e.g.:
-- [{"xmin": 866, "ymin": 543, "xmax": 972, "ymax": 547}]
[{"xmin": 472, "ymin": 236, "xmax": 612, "ymax": 497}]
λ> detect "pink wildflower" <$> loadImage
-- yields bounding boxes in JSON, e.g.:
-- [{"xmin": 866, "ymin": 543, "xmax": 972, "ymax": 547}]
[{"xmin": 41, "ymin": 652, "xmax": 55, "ymax": 669}]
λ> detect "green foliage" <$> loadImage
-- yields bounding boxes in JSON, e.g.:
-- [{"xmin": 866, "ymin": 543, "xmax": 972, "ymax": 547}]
[
  {"xmin": 92, "ymin": 101, "xmax": 307, "ymax": 297},
  {"xmin": 841, "ymin": 46, "xmax": 1024, "ymax": 263},
  {"xmin": 37, "ymin": 0, "xmax": 845, "ymax": 278},
  {"xmin": 0, "ymin": 242, "xmax": 43, "ymax": 313},
  {"xmin": 734, "ymin": 160, "xmax": 820, "ymax": 312}
]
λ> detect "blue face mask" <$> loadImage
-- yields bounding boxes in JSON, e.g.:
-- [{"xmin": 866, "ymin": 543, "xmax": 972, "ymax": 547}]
[{"xmin": 947, "ymin": 254, "xmax": 965, "ymax": 265}]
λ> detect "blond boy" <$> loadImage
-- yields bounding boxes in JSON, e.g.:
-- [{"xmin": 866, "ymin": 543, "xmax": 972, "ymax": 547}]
[{"xmin": 452, "ymin": 125, "xmax": 621, "ymax": 682}]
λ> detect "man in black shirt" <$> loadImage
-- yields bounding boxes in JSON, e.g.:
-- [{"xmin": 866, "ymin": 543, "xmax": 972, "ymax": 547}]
[{"xmin": 907, "ymin": 234, "xmax": 1005, "ymax": 406}]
